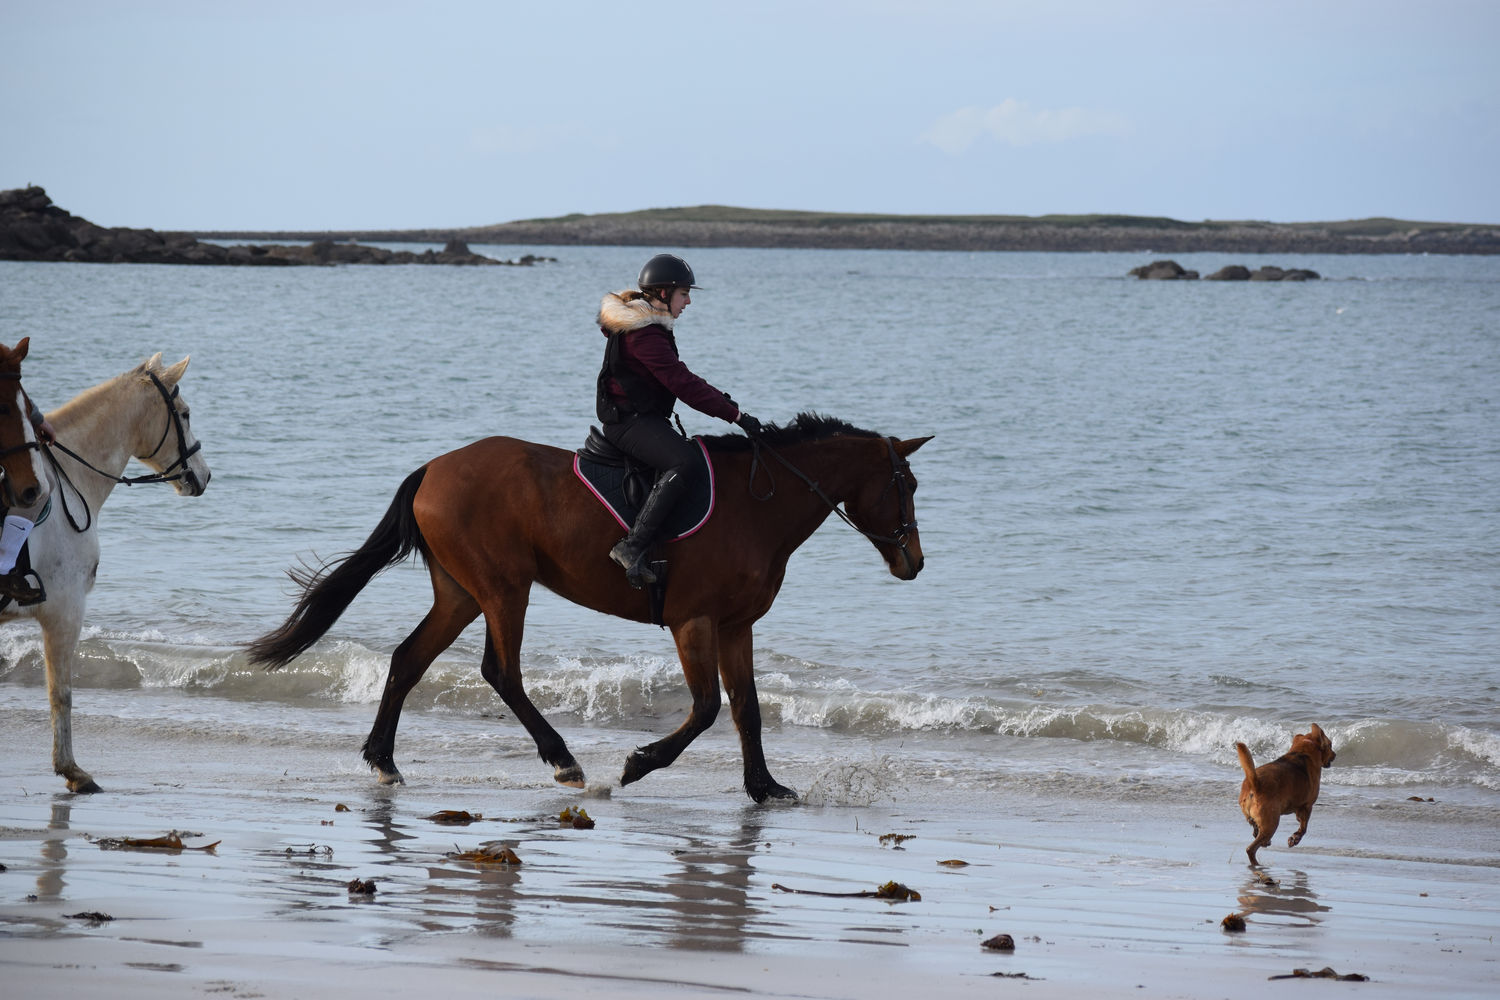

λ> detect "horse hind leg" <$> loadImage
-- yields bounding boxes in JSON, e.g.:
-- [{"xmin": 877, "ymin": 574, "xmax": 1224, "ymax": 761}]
[
  {"xmin": 41, "ymin": 611, "xmax": 100, "ymax": 793},
  {"xmin": 478, "ymin": 601, "xmax": 584, "ymax": 787},
  {"xmin": 363, "ymin": 577, "xmax": 479, "ymax": 784}
]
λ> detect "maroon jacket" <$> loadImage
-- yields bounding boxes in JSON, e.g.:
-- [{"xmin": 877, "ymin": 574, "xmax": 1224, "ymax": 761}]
[{"xmin": 597, "ymin": 290, "xmax": 739, "ymax": 423}]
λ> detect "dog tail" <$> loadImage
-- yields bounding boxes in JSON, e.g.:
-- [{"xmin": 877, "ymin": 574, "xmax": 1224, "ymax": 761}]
[{"xmin": 1235, "ymin": 742, "xmax": 1258, "ymax": 790}]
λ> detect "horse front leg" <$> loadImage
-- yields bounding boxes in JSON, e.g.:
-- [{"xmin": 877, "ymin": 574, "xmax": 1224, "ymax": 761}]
[
  {"xmin": 622, "ymin": 616, "xmax": 721, "ymax": 787},
  {"xmin": 478, "ymin": 600, "xmax": 583, "ymax": 787},
  {"xmin": 719, "ymin": 624, "xmax": 795, "ymax": 803},
  {"xmin": 39, "ymin": 609, "xmax": 99, "ymax": 793},
  {"xmin": 364, "ymin": 581, "xmax": 478, "ymax": 784}
]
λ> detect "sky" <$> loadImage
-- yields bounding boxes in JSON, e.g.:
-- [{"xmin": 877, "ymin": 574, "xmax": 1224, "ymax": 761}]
[{"xmin": 3, "ymin": 0, "xmax": 1498, "ymax": 230}]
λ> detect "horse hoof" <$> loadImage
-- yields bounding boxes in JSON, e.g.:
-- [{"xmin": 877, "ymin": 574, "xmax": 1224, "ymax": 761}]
[
  {"xmin": 68, "ymin": 777, "xmax": 102, "ymax": 794},
  {"xmin": 554, "ymin": 763, "xmax": 585, "ymax": 788},
  {"xmin": 375, "ymin": 769, "xmax": 405, "ymax": 786},
  {"xmin": 750, "ymin": 781, "xmax": 798, "ymax": 804},
  {"xmin": 620, "ymin": 751, "xmax": 652, "ymax": 786}
]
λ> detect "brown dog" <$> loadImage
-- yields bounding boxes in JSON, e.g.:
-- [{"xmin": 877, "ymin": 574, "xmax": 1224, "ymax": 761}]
[{"xmin": 1235, "ymin": 724, "xmax": 1336, "ymax": 865}]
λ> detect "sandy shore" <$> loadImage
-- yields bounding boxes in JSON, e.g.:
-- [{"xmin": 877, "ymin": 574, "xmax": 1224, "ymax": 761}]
[{"xmin": 2, "ymin": 709, "xmax": 1497, "ymax": 1000}]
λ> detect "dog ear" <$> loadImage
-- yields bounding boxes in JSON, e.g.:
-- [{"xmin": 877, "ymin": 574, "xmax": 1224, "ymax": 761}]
[{"xmin": 1309, "ymin": 723, "xmax": 1325, "ymax": 739}]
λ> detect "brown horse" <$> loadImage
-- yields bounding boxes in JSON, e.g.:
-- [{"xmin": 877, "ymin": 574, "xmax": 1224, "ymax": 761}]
[
  {"xmin": 0, "ymin": 338, "xmax": 47, "ymax": 511},
  {"xmin": 249, "ymin": 414, "xmax": 930, "ymax": 802}
]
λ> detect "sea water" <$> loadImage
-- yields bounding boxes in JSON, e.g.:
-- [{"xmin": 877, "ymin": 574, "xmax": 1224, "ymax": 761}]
[{"xmin": 1, "ymin": 247, "xmax": 1496, "ymax": 851}]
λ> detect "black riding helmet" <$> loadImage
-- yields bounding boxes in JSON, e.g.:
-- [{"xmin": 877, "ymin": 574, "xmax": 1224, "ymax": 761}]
[{"xmin": 637, "ymin": 253, "xmax": 700, "ymax": 293}]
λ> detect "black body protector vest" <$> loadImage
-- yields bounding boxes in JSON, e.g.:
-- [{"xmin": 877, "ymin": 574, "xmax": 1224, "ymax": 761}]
[{"xmin": 596, "ymin": 326, "xmax": 679, "ymax": 424}]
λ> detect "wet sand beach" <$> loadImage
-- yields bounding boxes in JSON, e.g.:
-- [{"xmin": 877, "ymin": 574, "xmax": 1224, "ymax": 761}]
[{"xmin": 2, "ymin": 704, "xmax": 1496, "ymax": 999}]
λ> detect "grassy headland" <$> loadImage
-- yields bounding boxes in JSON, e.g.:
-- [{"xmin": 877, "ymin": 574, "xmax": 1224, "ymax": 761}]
[{"xmin": 190, "ymin": 205, "xmax": 1500, "ymax": 254}]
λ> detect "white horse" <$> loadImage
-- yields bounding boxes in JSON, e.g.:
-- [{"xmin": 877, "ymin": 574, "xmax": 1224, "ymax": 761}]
[{"xmin": 1, "ymin": 353, "xmax": 211, "ymax": 792}]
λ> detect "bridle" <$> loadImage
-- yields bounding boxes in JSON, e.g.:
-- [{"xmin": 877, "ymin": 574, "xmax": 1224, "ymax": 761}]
[
  {"xmin": 43, "ymin": 370, "xmax": 203, "ymax": 532},
  {"xmin": 0, "ymin": 370, "xmax": 43, "ymax": 508},
  {"xmin": 747, "ymin": 435, "xmax": 920, "ymax": 554}
]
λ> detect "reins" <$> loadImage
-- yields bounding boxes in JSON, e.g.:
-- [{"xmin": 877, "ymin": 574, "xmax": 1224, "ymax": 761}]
[
  {"xmin": 37, "ymin": 370, "xmax": 202, "ymax": 533},
  {"xmin": 746, "ymin": 435, "xmax": 919, "ymax": 551}
]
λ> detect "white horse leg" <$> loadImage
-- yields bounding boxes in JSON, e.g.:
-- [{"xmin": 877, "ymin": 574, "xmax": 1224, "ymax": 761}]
[{"xmin": 40, "ymin": 610, "xmax": 99, "ymax": 793}]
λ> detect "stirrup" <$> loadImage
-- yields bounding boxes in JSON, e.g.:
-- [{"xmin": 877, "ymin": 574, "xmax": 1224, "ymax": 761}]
[
  {"xmin": 0, "ymin": 569, "xmax": 45, "ymax": 606},
  {"xmin": 609, "ymin": 539, "xmax": 658, "ymax": 588}
]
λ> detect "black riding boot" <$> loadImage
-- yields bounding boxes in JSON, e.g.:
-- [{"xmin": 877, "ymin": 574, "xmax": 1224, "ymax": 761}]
[{"xmin": 609, "ymin": 469, "xmax": 688, "ymax": 588}]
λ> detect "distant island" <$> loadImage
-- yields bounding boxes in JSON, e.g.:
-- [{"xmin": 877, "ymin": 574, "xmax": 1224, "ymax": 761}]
[
  {"xmin": 194, "ymin": 205, "xmax": 1500, "ymax": 255},
  {"xmin": 5, "ymin": 185, "xmax": 1499, "ymax": 261}
]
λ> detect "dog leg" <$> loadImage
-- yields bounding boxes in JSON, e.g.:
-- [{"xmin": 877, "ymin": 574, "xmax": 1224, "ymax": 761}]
[
  {"xmin": 1246, "ymin": 813, "xmax": 1277, "ymax": 865},
  {"xmin": 1288, "ymin": 807, "xmax": 1311, "ymax": 848}
]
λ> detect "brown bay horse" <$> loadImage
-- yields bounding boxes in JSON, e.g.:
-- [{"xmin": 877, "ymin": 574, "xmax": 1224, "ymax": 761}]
[
  {"xmin": 0, "ymin": 338, "xmax": 47, "ymax": 512},
  {"xmin": 248, "ymin": 414, "xmax": 930, "ymax": 802}
]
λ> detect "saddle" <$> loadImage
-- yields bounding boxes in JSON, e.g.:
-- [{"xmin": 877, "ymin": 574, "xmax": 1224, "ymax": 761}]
[
  {"xmin": 574, "ymin": 429, "xmax": 715, "ymax": 627},
  {"xmin": 573, "ymin": 427, "xmax": 715, "ymax": 541}
]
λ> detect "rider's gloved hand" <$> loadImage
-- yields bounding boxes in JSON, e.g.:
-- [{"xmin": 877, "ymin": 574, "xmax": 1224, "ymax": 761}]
[{"xmin": 737, "ymin": 413, "xmax": 762, "ymax": 437}]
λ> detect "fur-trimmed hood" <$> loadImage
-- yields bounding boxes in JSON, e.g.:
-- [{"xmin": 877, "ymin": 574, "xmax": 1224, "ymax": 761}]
[{"xmin": 598, "ymin": 289, "xmax": 674, "ymax": 335}]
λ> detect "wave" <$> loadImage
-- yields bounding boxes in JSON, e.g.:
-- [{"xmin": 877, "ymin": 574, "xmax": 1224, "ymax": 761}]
[{"xmin": 3, "ymin": 628, "xmax": 1496, "ymax": 790}]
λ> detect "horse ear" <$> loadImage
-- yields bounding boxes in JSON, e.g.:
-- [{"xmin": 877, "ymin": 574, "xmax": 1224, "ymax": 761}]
[
  {"xmin": 162, "ymin": 356, "xmax": 191, "ymax": 386},
  {"xmin": 13, "ymin": 337, "xmax": 28, "ymax": 360},
  {"xmin": 896, "ymin": 435, "xmax": 933, "ymax": 457},
  {"xmin": 141, "ymin": 352, "xmax": 165, "ymax": 374}
]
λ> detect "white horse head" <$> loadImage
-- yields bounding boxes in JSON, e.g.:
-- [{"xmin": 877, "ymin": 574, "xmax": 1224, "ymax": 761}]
[{"xmin": 132, "ymin": 353, "xmax": 211, "ymax": 497}]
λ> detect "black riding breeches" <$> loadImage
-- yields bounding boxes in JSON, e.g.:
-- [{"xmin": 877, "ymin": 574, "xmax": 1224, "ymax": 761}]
[{"xmin": 602, "ymin": 415, "xmax": 700, "ymax": 483}]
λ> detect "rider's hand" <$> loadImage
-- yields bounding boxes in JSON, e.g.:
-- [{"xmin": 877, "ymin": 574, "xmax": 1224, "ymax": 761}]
[
  {"xmin": 35, "ymin": 419, "xmax": 56, "ymax": 446},
  {"xmin": 737, "ymin": 413, "xmax": 762, "ymax": 437}
]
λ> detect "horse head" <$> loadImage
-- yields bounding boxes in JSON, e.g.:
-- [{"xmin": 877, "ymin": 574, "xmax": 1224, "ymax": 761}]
[
  {"xmin": 132, "ymin": 353, "xmax": 211, "ymax": 496},
  {"xmin": 844, "ymin": 434, "xmax": 932, "ymax": 581},
  {"xmin": 0, "ymin": 337, "xmax": 48, "ymax": 510}
]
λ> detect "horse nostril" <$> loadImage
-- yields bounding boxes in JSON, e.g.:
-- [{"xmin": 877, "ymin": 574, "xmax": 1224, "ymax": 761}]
[{"xmin": 19, "ymin": 486, "xmax": 39, "ymax": 507}]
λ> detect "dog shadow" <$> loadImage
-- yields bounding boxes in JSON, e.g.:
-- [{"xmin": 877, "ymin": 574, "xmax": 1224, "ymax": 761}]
[{"xmin": 1236, "ymin": 869, "xmax": 1332, "ymax": 926}]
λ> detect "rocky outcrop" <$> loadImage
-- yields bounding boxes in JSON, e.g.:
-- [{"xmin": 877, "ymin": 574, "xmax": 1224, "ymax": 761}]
[
  {"xmin": 1204, "ymin": 265, "xmax": 1252, "ymax": 281},
  {"xmin": 1133, "ymin": 260, "xmax": 1321, "ymax": 281},
  {"xmin": 1130, "ymin": 260, "xmax": 1199, "ymax": 280},
  {"xmin": 0, "ymin": 186, "xmax": 540, "ymax": 266},
  {"xmin": 1247, "ymin": 265, "xmax": 1320, "ymax": 281}
]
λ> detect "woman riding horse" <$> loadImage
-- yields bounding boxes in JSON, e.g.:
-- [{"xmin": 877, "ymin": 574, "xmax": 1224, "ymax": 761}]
[
  {"xmin": 596, "ymin": 254, "xmax": 762, "ymax": 587},
  {"xmin": 0, "ymin": 388, "xmax": 56, "ymax": 603}
]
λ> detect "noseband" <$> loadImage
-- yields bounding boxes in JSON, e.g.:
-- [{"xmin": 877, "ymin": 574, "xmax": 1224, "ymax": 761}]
[
  {"xmin": 748, "ymin": 436, "xmax": 919, "ymax": 553},
  {"xmin": 135, "ymin": 370, "xmax": 203, "ymax": 486}
]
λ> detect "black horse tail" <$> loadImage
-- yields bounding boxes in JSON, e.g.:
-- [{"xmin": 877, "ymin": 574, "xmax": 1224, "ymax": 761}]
[{"xmin": 246, "ymin": 465, "xmax": 428, "ymax": 670}]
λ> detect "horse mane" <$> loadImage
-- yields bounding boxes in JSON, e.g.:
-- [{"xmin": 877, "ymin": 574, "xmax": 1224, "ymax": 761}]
[
  {"xmin": 699, "ymin": 412, "xmax": 881, "ymax": 452},
  {"xmin": 43, "ymin": 358, "xmax": 165, "ymax": 426}
]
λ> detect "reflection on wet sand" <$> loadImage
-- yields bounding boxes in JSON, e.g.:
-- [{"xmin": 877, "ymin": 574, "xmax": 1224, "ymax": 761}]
[
  {"xmin": 35, "ymin": 797, "xmax": 71, "ymax": 900},
  {"xmin": 1237, "ymin": 869, "xmax": 1332, "ymax": 926},
  {"xmin": 660, "ymin": 811, "xmax": 765, "ymax": 950},
  {"xmin": 321, "ymin": 795, "xmax": 774, "ymax": 951}
]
